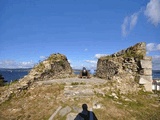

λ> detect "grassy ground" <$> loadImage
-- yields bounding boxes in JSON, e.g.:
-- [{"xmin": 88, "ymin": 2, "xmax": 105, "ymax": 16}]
[
  {"xmin": 0, "ymin": 83, "xmax": 160, "ymax": 120},
  {"xmin": 0, "ymin": 83, "xmax": 64, "ymax": 120}
]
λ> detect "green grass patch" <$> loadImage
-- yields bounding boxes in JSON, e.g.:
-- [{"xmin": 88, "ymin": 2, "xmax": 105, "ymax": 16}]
[{"xmin": 71, "ymin": 82, "xmax": 79, "ymax": 85}]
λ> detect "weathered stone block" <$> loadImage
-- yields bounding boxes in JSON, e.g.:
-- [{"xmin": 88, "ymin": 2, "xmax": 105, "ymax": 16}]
[
  {"xmin": 139, "ymin": 75, "xmax": 152, "ymax": 91},
  {"xmin": 139, "ymin": 75, "xmax": 152, "ymax": 84},
  {"xmin": 140, "ymin": 60, "xmax": 152, "ymax": 69},
  {"xmin": 144, "ymin": 82, "xmax": 152, "ymax": 91},
  {"xmin": 140, "ymin": 69, "xmax": 152, "ymax": 75}
]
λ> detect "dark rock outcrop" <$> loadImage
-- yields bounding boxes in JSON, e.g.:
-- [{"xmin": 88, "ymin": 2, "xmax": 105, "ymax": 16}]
[{"xmin": 0, "ymin": 74, "xmax": 6, "ymax": 86}]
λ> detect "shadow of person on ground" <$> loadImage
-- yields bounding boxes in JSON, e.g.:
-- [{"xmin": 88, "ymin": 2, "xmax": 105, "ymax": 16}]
[{"xmin": 74, "ymin": 104, "xmax": 98, "ymax": 120}]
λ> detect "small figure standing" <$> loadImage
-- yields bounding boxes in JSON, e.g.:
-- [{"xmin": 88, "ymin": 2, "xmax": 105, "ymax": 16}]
[
  {"xmin": 79, "ymin": 67, "xmax": 90, "ymax": 78},
  {"xmin": 74, "ymin": 104, "xmax": 98, "ymax": 120}
]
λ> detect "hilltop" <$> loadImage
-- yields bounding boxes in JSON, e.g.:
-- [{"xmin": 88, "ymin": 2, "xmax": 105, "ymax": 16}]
[
  {"xmin": 0, "ymin": 77, "xmax": 160, "ymax": 120},
  {"xmin": 0, "ymin": 43, "xmax": 160, "ymax": 120}
]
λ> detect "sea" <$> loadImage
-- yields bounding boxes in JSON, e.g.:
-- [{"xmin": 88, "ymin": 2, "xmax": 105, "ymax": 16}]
[
  {"xmin": 0, "ymin": 68, "xmax": 81, "ymax": 83},
  {"xmin": 0, "ymin": 68, "xmax": 160, "ymax": 83}
]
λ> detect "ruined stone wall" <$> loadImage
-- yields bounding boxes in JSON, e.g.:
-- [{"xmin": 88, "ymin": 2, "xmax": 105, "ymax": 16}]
[
  {"xmin": 96, "ymin": 42, "xmax": 152, "ymax": 91},
  {"xmin": 17, "ymin": 53, "xmax": 74, "ymax": 91},
  {"xmin": 0, "ymin": 53, "xmax": 74, "ymax": 104},
  {"xmin": 22, "ymin": 53, "xmax": 74, "ymax": 82}
]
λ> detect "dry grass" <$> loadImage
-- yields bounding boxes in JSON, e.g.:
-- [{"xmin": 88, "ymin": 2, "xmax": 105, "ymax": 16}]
[
  {"xmin": 0, "ymin": 83, "xmax": 64, "ymax": 120},
  {"xmin": 0, "ymin": 83, "xmax": 160, "ymax": 120}
]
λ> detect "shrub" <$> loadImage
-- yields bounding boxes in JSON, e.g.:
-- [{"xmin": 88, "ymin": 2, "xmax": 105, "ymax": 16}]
[{"xmin": 0, "ymin": 74, "xmax": 7, "ymax": 86}]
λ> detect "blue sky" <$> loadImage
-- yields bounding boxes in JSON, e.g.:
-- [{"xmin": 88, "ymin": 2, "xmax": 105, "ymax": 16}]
[{"xmin": 0, "ymin": 0, "xmax": 160, "ymax": 70}]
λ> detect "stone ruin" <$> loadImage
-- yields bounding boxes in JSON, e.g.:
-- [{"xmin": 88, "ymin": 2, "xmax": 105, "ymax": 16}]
[
  {"xmin": 18, "ymin": 53, "xmax": 74, "ymax": 89},
  {"xmin": 29, "ymin": 53, "xmax": 74, "ymax": 80},
  {"xmin": 0, "ymin": 43, "xmax": 153, "ymax": 104},
  {"xmin": 0, "ymin": 53, "xmax": 75, "ymax": 104},
  {"xmin": 96, "ymin": 42, "xmax": 152, "ymax": 91}
]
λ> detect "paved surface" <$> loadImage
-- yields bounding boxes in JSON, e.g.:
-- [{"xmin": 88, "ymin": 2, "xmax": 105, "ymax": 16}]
[
  {"xmin": 34, "ymin": 77, "xmax": 107, "ymax": 98},
  {"xmin": 35, "ymin": 77, "xmax": 107, "ymax": 85}
]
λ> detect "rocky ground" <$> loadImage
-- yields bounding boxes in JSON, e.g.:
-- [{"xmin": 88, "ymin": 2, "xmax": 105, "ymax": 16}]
[{"xmin": 0, "ymin": 77, "xmax": 160, "ymax": 120}]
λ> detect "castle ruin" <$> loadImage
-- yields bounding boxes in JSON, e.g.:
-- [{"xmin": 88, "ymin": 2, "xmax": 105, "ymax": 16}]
[{"xmin": 96, "ymin": 42, "xmax": 152, "ymax": 91}]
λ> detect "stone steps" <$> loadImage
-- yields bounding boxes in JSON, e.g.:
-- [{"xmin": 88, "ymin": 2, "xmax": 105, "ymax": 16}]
[{"xmin": 33, "ymin": 77, "xmax": 107, "ymax": 98}]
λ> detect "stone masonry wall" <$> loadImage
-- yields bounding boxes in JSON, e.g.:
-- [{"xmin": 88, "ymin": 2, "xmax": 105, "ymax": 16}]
[
  {"xmin": 139, "ymin": 56, "xmax": 152, "ymax": 91},
  {"xmin": 96, "ymin": 42, "xmax": 152, "ymax": 92}
]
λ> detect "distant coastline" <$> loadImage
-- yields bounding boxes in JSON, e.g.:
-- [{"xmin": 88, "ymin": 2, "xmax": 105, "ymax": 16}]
[
  {"xmin": 0, "ymin": 68, "xmax": 81, "ymax": 82},
  {"xmin": 0, "ymin": 68, "xmax": 32, "ymax": 71},
  {"xmin": 0, "ymin": 68, "xmax": 160, "ymax": 82}
]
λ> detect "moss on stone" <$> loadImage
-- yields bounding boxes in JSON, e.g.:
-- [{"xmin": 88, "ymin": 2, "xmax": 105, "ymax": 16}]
[
  {"xmin": 47, "ymin": 53, "xmax": 67, "ymax": 64},
  {"xmin": 34, "ymin": 62, "xmax": 45, "ymax": 72},
  {"xmin": 122, "ymin": 49, "xmax": 144, "ymax": 59}
]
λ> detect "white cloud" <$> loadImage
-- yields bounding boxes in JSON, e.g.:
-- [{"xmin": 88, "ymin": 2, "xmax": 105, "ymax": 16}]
[
  {"xmin": 121, "ymin": 0, "xmax": 160, "ymax": 37},
  {"xmin": 152, "ymin": 55, "xmax": 160, "ymax": 70},
  {"xmin": 146, "ymin": 43, "xmax": 156, "ymax": 52},
  {"xmin": 68, "ymin": 59, "xmax": 71, "ymax": 64},
  {"xmin": 157, "ymin": 44, "xmax": 160, "ymax": 50},
  {"xmin": 40, "ymin": 56, "xmax": 47, "ymax": 60},
  {"xmin": 0, "ymin": 60, "xmax": 35, "ymax": 68},
  {"xmin": 121, "ymin": 17, "xmax": 129, "ymax": 37},
  {"xmin": 146, "ymin": 43, "xmax": 160, "ymax": 69},
  {"xmin": 121, "ymin": 12, "xmax": 139, "ymax": 37},
  {"xmin": 85, "ymin": 60, "xmax": 97, "ymax": 64},
  {"xmin": 146, "ymin": 43, "xmax": 160, "ymax": 53},
  {"xmin": 130, "ymin": 13, "xmax": 138, "ymax": 29},
  {"xmin": 153, "ymin": 55, "xmax": 160, "ymax": 59},
  {"xmin": 95, "ymin": 54, "xmax": 107, "ymax": 59},
  {"xmin": 144, "ymin": 0, "xmax": 160, "ymax": 26},
  {"xmin": 84, "ymin": 60, "xmax": 97, "ymax": 70},
  {"xmin": 70, "ymin": 64, "xmax": 73, "ymax": 68}
]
